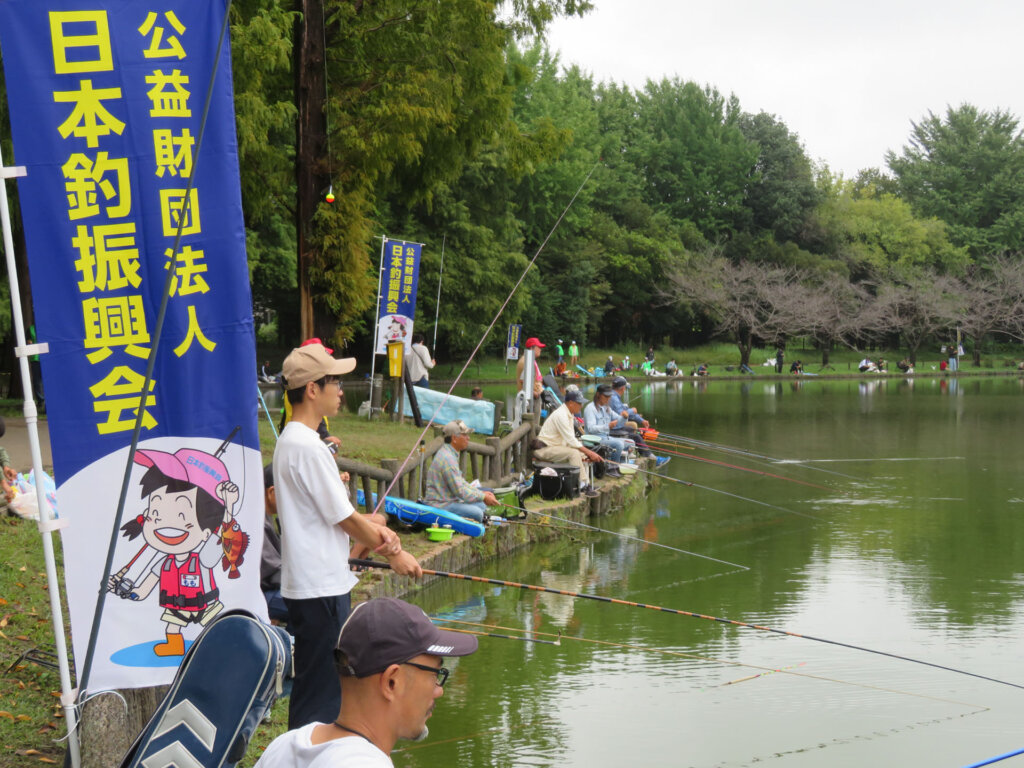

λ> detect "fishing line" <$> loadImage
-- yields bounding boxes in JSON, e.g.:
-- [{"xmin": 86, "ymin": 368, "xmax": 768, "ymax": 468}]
[
  {"xmin": 492, "ymin": 502, "xmax": 751, "ymax": 571},
  {"xmin": 640, "ymin": 441, "xmax": 834, "ymax": 491},
  {"xmin": 392, "ymin": 720, "xmax": 537, "ymax": 753},
  {"xmin": 432, "ymin": 618, "xmax": 985, "ymax": 708},
  {"xmin": 352, "ymin": 559, "xmax": 1024, "ymax": 693},
  {"xmin": 371, "ymin": 163, "xmax": 600, "ymax": 518},
  {"xmin": 604, "ymin": 459, "xmax": 827, "ymax": 522}
]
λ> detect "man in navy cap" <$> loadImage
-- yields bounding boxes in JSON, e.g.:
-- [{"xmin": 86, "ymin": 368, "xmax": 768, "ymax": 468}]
[{"xmin": 255, "ymin": 598, "xmax": 477, "ymax": 767}]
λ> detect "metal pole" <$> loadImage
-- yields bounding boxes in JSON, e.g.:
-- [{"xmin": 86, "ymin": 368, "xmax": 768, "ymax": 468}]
[
  {"xmin": 0, "ymin": 148, "xmax": 81, "ymax": 767},
  {"xmin": 367, "ymin": 235, "xmax": 387, "ymax": 418},
  {"xmin": 432, "ymin": 234, "xmax": 445, "ymax": 353}
]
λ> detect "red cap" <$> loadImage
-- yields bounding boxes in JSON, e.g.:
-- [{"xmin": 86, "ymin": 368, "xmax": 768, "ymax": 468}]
[
  {"xmin": 524, "ymin": 337, "xmax": 545, "ymax": 349},
  {"xmin": 301, "ymin": 337, "xmax": 333, "ymax": 355}
]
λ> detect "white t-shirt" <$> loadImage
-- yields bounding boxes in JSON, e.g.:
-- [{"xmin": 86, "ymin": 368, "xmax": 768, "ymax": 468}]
[
  {"xmin": 273, "ymin": 421, "xmax": 358, "ymax": 599},
  {"xmin": 254, "ymin": 723, "xmax": 393, "ymax": 768}
]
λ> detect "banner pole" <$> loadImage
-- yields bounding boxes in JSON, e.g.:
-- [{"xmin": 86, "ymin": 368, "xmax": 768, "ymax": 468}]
[
  {"xmin": 432, "ymin": 234, "xmax": 445, "ymax": 353},
  {"xmin": 367, "ymin": 235, "xmax": 387, "ymax": 419},
  {"xmin": 0, "ymin": 149, "xmax": 81, "ymax": 767}
]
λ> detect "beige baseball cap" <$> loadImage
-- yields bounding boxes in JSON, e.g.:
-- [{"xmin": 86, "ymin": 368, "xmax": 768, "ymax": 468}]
[
  {"xmin": 442, "ymin": 419, "xmax": 473, "ymax": 437},
  {"xmin": 282, "ymin": 343, "xmax": 356, "ymax": 389}
]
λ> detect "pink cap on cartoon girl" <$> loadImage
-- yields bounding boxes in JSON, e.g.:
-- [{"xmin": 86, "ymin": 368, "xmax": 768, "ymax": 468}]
[{"xmin": 134, "ymin": 448, "xmax": 229, "ymax": 505}]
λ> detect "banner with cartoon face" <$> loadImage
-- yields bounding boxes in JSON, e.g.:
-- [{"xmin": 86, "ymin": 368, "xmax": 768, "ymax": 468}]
[
  {"xmin": 374, "ymin": 239, "xmax": 422, "ymax": 354},
  {"xmin": 0, "ymin": 0, "xmax": 267, "ymax": 690}
]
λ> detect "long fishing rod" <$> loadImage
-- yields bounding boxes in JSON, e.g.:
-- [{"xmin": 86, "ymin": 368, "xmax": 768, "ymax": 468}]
[
  {"xmin": 433, "ymin": 618, "xmax": 984, "ymax": 707},
  {"xmin": 353, "ymin": 558, "xmax": 1024, "ymax": 692},
  {"xmin": 431, "ymin": 234, "xmax": 445, "ymax": 352},
  {"xmin": 439, "ymin": 624, "xmax": 560, "ymax": 646},
  {"xmin": 371, "ymin": 163, "xmax": 600, "ymax": 518},
  {"xmin": 641, "ymin": 440, "xmax": 834, "ymax": 491},
  {"xmin": 651, "ymin": 430, "xmax": 859, "ymax": 481},
  {"xmin": 604, "ymin": 458, "xmax": 827, "ymax": 522},
  {"xmin": 491, "ymin": 501, "xmax": 751, "ymax": 571}
]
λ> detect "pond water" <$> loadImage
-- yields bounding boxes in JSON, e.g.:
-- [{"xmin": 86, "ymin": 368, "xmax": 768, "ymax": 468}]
[{"xmin": 391, "ymin": 376, "xmax": 1024, "ymax": 768}]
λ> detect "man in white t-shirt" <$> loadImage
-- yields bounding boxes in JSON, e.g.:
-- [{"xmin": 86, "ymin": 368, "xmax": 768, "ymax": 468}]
[
  {"xmin": 274, "ymin": 343, "xmax": 422, "ymax": 729},
  {"xmin": 256, "ymin": 598, "xmax": 477, "ymax": 768}
]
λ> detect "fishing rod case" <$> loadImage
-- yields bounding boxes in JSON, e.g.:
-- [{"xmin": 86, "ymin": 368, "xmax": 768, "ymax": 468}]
[
  {"xmin": 529, "ymin": 462, "xmax": 581, "ymax": 501},
  {"xmin": 118, "ymin": 610, "xmax": 293, "ymax": 768}
]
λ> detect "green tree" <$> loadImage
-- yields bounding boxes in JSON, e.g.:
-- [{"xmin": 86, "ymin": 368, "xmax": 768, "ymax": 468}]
[
  {"xmin": 632, "ymin": 79, "xmax": 758, "ymax": 239},
  {"xmin": 813, "ymin": 173, "xmax": 969, "ymax": 280},
  {"xmin": 738, "ymin": 112, "xmax": 819, "ymax": 245},
  {"xmin": 886, "ymin": 104, "xmax": 1024, "ymax": 260}
]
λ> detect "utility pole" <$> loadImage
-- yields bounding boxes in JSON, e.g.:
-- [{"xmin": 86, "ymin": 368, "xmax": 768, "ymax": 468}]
[{"xmin": 295, "ymin": 0, "xmax": 329, "ymax": 340}]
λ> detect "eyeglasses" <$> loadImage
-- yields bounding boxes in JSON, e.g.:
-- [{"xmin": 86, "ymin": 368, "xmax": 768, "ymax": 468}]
[
  {"xmin": 320, "ymin": 378, "xmax": 342, "ymax": 389},
  {"xmin": 402, "ymin": 660, "xmax": 449, "ymax": 687}
]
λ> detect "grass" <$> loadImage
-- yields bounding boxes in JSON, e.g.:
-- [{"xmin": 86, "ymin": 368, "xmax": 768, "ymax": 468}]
[{"xmin": 0, "ymin": 515, "xmax": 69, "ymax": 765}]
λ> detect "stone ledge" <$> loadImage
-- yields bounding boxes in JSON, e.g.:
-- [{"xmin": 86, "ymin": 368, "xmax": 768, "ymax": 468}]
[{"xmin": 354, "ymin": 462, "xmax": 655, "ymax": 600}]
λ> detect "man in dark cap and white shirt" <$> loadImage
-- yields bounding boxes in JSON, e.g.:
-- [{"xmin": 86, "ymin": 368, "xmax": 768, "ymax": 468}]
[
  {"xmin": 255, "ymin": 597, "xmax": 477, "ymax": 767},
  {"xmin": 274, "ymin": 343, "xmax": 423, "ymax": 730}
]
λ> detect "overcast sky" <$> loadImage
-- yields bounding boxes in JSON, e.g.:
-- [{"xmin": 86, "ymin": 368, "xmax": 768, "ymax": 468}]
[{"xmin": 544, "ymin": 0, "xmax": 1024, "ymax": 178}]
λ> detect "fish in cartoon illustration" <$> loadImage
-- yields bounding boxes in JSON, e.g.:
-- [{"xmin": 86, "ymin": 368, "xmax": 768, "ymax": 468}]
[
  {"xmin": 107, "ymin": 447, "xmax": 245, "ymax": 657},
  {"xmin": 219, "ymin": 517, "xmax": 249, "ymax": 579}
]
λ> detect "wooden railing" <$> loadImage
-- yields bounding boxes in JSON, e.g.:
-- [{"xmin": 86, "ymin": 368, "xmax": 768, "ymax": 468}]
[{"xmin": 336, "ymin": 419, "xmax": 536, "ymax": 511}]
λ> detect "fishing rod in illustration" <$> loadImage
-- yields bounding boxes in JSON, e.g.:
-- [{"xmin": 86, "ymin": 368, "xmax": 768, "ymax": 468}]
[
  {"xmin": 351, "ymin": 558, "xmax": 1024, "ymax": 693},
  {"xmin": 488, "ymin": 501, "xmax": 750, "ymax": 571}
]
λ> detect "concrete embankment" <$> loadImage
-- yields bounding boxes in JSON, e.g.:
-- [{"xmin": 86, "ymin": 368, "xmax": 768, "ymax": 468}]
[{"xmin": 353, "ymin": 463, "xmax": 655, "ymax": 600}]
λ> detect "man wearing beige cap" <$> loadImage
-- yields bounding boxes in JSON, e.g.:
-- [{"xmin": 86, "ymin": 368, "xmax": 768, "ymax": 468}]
[
  {"xmin": 255, "ymin": 598, "xmax": 477, "ymax": 767},
  {"xmin": 422, "ymin": 420, "xmax": 498, "ymax": 522},
  {"xmin": 275, "ymin": 343, "xmax": 423, "ymax": 730}
]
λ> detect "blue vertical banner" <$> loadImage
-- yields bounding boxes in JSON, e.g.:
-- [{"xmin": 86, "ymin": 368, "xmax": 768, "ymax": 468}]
[
  {"xmin": 0, "ymin": 0, "xmax": 266, "ymax": 690},
  {"xmin": 374, "ymin": 238, "xmax": 422, "ymax": 354},
  {"xmin": 506, "ymin": 323, "xmax": 522, "ymax": 361}
]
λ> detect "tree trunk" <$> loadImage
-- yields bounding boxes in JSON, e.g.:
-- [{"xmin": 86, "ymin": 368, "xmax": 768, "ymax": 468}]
[
  {"xmin": 737, "ymin": 328, "xmax": 752, "ymax": 367},
  {"xmin": 295, "ymin": 0, "xmax": 329, "ymax": 341}
]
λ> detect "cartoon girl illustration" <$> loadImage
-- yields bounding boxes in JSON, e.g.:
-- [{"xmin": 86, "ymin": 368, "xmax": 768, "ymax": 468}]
[
  {"xmin": 107, "ymin": 448, "xmax": 245, "ymax": 657},
  {"xmin": 383, "ymin": 315, "xmax": 408, "ymax": 342}
]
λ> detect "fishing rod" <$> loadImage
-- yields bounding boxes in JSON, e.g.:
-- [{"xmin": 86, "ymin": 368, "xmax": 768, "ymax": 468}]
[
  {"xmin": 650, "ymin": 429, "xmax": 859, "ymax": 481},
  {"xmin": 490, "ymin": 501, "xmax": 751, "ymax": 571},
  {"xmin": 439, "ymin": 624, "xmax": 560, "ymax": 646},
  {"xmin": 431, "ymin": 234, "xmax": 445, "ymax": 352},
  {"xmin": 640, "ymin": 440, "xmax": 833, "ymax": 491},
  {"xmin": 433, "ymin": 619, "xmax": 983, "ymax": 707},
  {"xmin": 603, "ymin": 458, "xmax": 827, "ymax": 522},
  {"xmin": 961, "ymin": 746, "xmax": 1024, "ymax": 768},
  {"xmin": 371, "ymin": 163, "xmax": 600, "ymax": 518},
  {"xmin": 353, "ymin": 558, "xmax": 1024, "ymax": 693}
]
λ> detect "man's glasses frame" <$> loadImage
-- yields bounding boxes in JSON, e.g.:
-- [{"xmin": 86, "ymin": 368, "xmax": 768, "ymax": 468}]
[{"xmin": 402, "ymin": 660, "xmax": 449, "ymax": 687}]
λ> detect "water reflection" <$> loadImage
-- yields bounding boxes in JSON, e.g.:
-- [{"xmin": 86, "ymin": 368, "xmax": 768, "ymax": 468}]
[{"xmin": 393, "ymin": 377, "xmax": 1024, "ymax": 767}]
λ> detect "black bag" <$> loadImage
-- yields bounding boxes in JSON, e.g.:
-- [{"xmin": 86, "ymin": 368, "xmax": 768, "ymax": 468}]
[
  {"xmin": 591, "ymin": 443, "xmax": 611, "ymax": 479},
  {"xmin": 119, "ymin": 610, "xmax": 292, "ymax": 768},
  {"xmin": 531, "ymin": 463, "xmax": 581, "ymax": 500}
]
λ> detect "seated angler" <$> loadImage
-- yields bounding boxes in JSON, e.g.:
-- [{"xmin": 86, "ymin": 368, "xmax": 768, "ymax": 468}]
[
  {"xmin": 583, "ymin": 384, "xmax": 629, "ymax": 477},
  {"xmin": 609, "ymin": 376, "xmax": 665, "ymax": 466},
  {"xmin": 422, "ymin": 421, "xmax": 499, "ymax": 523},
  {"xmin": 534, "ymin": 389, "xmax": 604, "ymax": 497}
]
